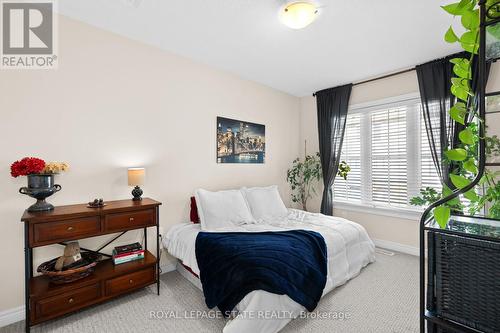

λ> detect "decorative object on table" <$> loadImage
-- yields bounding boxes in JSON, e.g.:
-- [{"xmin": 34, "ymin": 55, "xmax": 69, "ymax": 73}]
[
  {"xmin": 11, "ymin": 157, "xmax": 69, "ymax": 212},
  {"xmin": 128, "ymin": 167, "xmax": 145, "ymax": 201},
  {"xmin": 87, "ymin": 198, "xmax": 106, "ymax": 208},
  {"xmin": 217, "ymin": 116, "xmax": 265, "ymax": 164},
  {"xmin": 37, "ymin": 251, "xmax": 101, "ymax": 284},
  {"xmin": 54, "ymin": 241, "xmax": 83, "ymax": 271},
  {"xmin": 286, "ymin": 151, "xmax": 350, "ymax": 211},
  {"xmin": 112, "ymin": 242, "xmax": 144, "ymax": 265}
]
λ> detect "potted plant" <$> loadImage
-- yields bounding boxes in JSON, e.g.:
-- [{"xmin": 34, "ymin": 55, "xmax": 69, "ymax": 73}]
[
  {"xmin": 11, "ymin": 157, "xmax": 69, "ymax": 212},
  {"xmin": 286, "ymin": 152, "xmax": 350, "ymax": 211}
]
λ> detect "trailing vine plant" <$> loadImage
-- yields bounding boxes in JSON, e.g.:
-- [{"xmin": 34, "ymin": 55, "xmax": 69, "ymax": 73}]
[{"xmin": 422, "ymin": 0, "xmax": 499, "ymax": 228}]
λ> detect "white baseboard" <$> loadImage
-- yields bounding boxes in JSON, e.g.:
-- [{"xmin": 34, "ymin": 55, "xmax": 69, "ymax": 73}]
[
  {"xmin": 373, "ymin": 238, "xmax": 420, "ymax": 256},
  {"xmin": 0, "ymin": 306, "xmax": 24, "ymax": 328}
]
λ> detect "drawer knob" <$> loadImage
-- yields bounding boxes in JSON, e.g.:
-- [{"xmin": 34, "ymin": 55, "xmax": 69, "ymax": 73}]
[
  {"xmin": 68, "ymin": 298, "xmax": 74, "ymax": 304},
  {"xmin": 129, "ymin": 279, "xmax": 134, "ymax": 284},
  {"xmin": 129, "ymin": 217, "xmax": 134, "ymax": 222},
  {"xmin": 67, "ymin": 226, "xmax": 74, "ymax": 231}
]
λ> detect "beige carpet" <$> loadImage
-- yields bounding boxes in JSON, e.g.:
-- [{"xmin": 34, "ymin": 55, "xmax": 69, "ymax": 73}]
[{"xmin": 1, "ymin": 251, "xmax": 419, "ymax": 333}]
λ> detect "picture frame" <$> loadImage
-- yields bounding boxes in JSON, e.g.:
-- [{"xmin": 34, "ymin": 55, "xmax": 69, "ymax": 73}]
[{"xmin": 216, "ymin": 117, "xmax": 265, "ymax": 164}]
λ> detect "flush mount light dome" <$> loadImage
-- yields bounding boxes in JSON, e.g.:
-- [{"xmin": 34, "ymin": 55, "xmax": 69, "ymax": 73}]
[{"xmin": 279, "ymin": 1, "xmax": 319, "ymax": 29}]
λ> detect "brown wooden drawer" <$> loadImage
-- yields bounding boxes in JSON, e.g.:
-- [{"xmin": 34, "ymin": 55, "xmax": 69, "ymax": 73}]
[
  {"xmin": 105, "ymin": 267, "xmax": 155, "ymax": 296},
  {"xmin": 34, "ymin": 283, "xmax": 101, "ymax": 321},
  {"xmin": 104, "ymin": 209, "xmax": 155, "ymax": 232},
  {"xmin": 32, "ymin": 216, "xmax": 101, "ymax": 246}
]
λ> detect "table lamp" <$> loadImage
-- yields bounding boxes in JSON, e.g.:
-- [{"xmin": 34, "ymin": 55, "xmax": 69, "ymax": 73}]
[{"xmin": 128, "ymin": 168, "xmax": 145, "ymax": 201}]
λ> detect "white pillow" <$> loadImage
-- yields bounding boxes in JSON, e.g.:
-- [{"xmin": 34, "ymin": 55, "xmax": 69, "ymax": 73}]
[
  {"xmin": 194, "ymin": 188, "xmax": 255, "ymax": 231},
  {"xmin": 241, "ymin": 185, "xmax": 288, "ymax": 222}
]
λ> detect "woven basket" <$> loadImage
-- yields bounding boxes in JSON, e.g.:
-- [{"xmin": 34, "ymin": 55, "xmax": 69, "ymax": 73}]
[
  {"xmin": 428, "ymin": 232, "xmax": 500, "ymax": 333},
  {"xmin": 37, "ymin": 252, "xmax": 101, "ymax": 284}
]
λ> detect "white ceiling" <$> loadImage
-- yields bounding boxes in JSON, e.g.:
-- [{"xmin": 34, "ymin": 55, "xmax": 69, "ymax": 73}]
[{"xmin": 58, "ymin": 0, "xmax": 461, "ymax": 97}]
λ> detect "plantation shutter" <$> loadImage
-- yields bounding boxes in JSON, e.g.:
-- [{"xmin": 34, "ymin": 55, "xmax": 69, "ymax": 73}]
[
  {"xmin": 420, "ymin": 104, "xmax": 443, "ymax": 191},
  {"xmin": 370, "ymin": 107, "xmax": 408, "ymax": 207}
]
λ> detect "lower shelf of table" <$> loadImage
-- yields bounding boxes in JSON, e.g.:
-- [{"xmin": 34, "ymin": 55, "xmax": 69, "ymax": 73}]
[
  {"xmin": 29, "ymin": 251, "xmax": 158, "ymax": 325},
  {"xmin": 425, "ymin": 311, "xmax": 484, "ymax": 333}
]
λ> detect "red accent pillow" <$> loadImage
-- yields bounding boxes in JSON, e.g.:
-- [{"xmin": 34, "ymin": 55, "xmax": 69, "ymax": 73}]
[{"xmin": 190, "ymin": 196, "xmax": 200, "ymax": 223}]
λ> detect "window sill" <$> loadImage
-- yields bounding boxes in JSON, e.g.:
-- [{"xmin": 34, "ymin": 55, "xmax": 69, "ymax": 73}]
[{"xmin": 333, "ymin": 201, "xmax": 424, "ymax": 221}]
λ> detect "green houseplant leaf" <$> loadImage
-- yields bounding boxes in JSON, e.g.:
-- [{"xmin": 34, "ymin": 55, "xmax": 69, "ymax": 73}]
[
  {"xmin": 451, "ymin": 77, "xmax": 471, "ymax": 89},
  {"xmin": 434, "ymin": 206, "xmax": 451, "ymax": 229},
  {"xmin": 459, "ymin": 128, "xmax": 475, "ymax": 145},
  {"xmin": 450, "ymin": 174, "xmax": 471, "ymax": 188},
  {"xmin": 449, "ymin": 103, "xmax": 467, "ymax": 125},
  {"xmin": 464, "ymin": 189, "xmax": 479, "ymax": 201},
  {"xmin": 450, "ymin": 57, "xmax": 470, "ymax": 67},
  {"xmin": 461, "ymin": 9, "xmax": 480, "ymax": 30},
  {"xmin": 441, "ymin": 0, "xmax": 473, "ymax": 15},
  {"xmin": 450, "ymin": 174, "xmax": 479, "ymax": 201},
  {"xmin": 460, "ymin": 30, "xmax": 480, "ymax": 54},
  {"xmin": 453, "ymin": 65, "xmax": 472, "ymax": 79},
  {"xmin": 445, "ymin": 26, "xmax": 460, "ymax": 43},
  {"xmin": 463, "ymin": 158, "xmax": 478, "ymax": 174},
  {"xmin": 451, "ymin": 84, "xmax": 471, "ymax": 101},
  {"xmin": 445, "ymin": 148, "xmax": 468, "ymax": 161},
  {"xmin": 443, "ymin": 185, "xmax": 462, "ymax": 207}
]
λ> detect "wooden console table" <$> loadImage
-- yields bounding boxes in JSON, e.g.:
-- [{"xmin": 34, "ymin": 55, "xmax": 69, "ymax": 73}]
[{"xmin": 21, "ymin": 198, "xmax": 162, "ymax": 333}]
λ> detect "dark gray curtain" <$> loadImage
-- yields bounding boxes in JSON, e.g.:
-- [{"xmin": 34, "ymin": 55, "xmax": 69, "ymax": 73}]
[
  {"xmin": 416, "ymin": 52, "xmax": 490, "ymax": 189},
  {"xmin": 315, "ymin": 84, "xmax": 352, "ymax": 215}
]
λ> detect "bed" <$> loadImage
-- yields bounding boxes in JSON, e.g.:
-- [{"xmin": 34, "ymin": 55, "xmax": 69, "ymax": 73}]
[{"xmin": 164, "ymin": 191, "xmax": 376, "ymax": 333}]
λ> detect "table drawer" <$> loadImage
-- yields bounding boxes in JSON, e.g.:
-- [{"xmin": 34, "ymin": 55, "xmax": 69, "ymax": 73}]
[
  {"xmin": 105, "ymin": 267, "xmax": 155, "ymax": 296},
  {"xmin": 32, "ymin": 216, "xmax": 101, "ymax": 246},
  {"xmin": 104, "ymin": 209, "xmax": 156, "ymax": 232},
  {"xmin": 34, "ymin": 283, "xmax": 101, "ymax": 321}
]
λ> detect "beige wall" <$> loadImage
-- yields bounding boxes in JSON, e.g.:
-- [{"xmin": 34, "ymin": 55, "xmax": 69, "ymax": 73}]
[
  {"xmin": 0, "ymin": 16, "xmax": 300, "ymax": 311},
  {"xmin": 299, "ymin": 63, "xmax": 500, "ymax": 249}
]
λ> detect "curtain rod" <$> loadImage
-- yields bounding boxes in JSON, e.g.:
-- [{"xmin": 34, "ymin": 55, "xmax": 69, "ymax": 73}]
[
  {"xmin": 312, "ymin": 57, "xmax": 498, "ymax": 97},
  {"xmin": 312, "ymin": 67, "xmax": 415, "ymax": 97}
]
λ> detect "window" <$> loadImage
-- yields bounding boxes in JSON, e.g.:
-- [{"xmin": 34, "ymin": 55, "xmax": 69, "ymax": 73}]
[
  {"xmin": 420, "ymin": 104, "xmax": 443, "ymax": 192},
  {"xmin": 333, "ymin": 95, "xmax": 442, "ymax": 211},
  {"xmin": 332, "ymin": 114, "xmax": 362, "ymax": 202}
]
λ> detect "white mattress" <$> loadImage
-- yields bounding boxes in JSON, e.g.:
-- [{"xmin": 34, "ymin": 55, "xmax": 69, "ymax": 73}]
[{"xmin": 164, "ymin": 209, "xmax": 376, "ymax": 333}]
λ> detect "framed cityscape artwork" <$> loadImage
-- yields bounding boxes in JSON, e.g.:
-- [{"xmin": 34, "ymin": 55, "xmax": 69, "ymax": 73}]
[{"xmin": 217, "ymin": 117, "xmax": 265, "ymax": 164}]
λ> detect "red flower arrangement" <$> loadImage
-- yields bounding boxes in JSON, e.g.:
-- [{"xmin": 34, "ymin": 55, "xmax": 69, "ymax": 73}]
[{"xmin": 10, "ymin": 157, "xmax": 46, "ymax": 178}]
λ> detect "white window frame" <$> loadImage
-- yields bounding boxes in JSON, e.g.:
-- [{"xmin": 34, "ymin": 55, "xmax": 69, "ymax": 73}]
[{"xmin": 333, "ymin": 93, "xmax": 433, "ymax": 221}]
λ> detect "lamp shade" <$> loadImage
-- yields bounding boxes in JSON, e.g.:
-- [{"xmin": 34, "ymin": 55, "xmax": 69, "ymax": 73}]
[
  {"xmin": 128, "ymin": 168, "xmax": 145, "ymax": 186},
  {"xmin": 279, "ymin": 1, "xmax": 318, "ymax": 29}
]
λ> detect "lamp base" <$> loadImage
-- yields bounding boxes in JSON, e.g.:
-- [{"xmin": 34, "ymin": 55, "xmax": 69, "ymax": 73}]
[{"xmin": 131, "ymin": 186, "xmax": 143, "ymax": 201}]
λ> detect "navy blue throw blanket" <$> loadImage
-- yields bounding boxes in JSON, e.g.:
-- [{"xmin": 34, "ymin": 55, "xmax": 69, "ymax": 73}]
[{"xmin": 195, "ymin": 230, "xmax": 327, "ymax": 316}]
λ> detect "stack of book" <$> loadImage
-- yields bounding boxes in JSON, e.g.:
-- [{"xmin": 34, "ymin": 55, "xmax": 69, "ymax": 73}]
[{"xmin": 112, "ymin": 242, "xmax": 144, "ymax": 265}]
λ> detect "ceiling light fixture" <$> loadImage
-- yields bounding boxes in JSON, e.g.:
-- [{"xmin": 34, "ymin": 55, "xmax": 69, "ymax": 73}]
[{"xmin": 279, "ymin": 1, "xmax": 319, "ymax": 30}]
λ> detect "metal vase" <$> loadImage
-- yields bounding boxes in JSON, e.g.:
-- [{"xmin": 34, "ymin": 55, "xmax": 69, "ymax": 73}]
[{"xmin": 19, "ymin": 174, "xmax": 62, "ymax": 212}]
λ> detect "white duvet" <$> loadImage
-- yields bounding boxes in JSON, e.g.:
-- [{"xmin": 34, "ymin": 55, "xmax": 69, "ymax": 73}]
[{"xmin": 164, "ymin": 209, "xmax": 376, "ymax": 333}]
